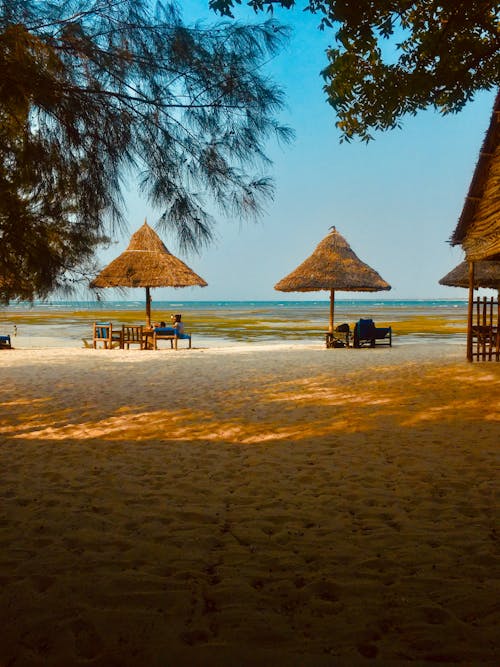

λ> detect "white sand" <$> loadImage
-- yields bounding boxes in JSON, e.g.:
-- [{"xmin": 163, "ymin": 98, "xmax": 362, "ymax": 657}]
[{"xmin": 0, "ymin": 342, "xmax": 499, "ymax": 665}]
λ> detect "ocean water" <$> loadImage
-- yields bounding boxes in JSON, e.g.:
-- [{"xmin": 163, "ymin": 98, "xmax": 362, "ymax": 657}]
[
  {"xmin": 1, "ymin": 299, "xmax": 468, "ymax": 348},
  {"xmin": 2, "ymin": 298, "xmax": 468, "ymax": 311}
]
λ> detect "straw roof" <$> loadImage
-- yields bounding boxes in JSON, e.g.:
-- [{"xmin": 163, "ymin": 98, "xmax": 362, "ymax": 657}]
[
  {"xmin": 274, "ymin": 227, "xmax": 391, "ymax": 293},
  {"xmin": 90, "ymin": 222, "xmax": 207, "ymax": 289},
  {"xmin": 451, "ymin": 90, "xmax": 500, "ymax": 261},
  {"xmin": 439, "ymin": 260, "xmax": 500, "ymax": 290}
]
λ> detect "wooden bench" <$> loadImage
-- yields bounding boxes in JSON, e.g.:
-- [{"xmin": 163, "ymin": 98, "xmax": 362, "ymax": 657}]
[{"xmin": 152, "ymin": 328, "xmax": 192, "ymax": 350}]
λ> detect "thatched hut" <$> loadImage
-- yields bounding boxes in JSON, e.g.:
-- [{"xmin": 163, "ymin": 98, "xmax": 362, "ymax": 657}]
[
  {"xmin": 274, "ymin": 227, "xmax": 391, "ymax": 342},
  {"xmin": 451, "ymin": 91, "xmax": 500, "ymax": 262},
  {"xmin": 448, "ymin": 90, "xmax": 500, "ymax": 360},
  {"xmin": 90, "ymin": 221, "xmax": 207, "ymax": 327}
]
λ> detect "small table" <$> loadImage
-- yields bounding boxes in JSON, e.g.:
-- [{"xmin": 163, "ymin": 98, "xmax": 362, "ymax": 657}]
[{"xmin": 141, "ymin": 330, "xmax": 154, "ymax": 350}]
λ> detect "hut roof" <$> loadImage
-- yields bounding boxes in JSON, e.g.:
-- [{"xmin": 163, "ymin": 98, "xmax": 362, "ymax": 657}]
[
  {"xmin": 451, "ymin": 90, "xmax": 500, "ymax": 261},
  {"xmin": 439, "ymin": 260, "xmax": 500, "ymax": 290},
  {"xmin": 90, "ymin": 222, "xmax": 207, "ymax": 289},
  {"xmin": 274, "ymin": 227, "xmax": 391, "ymax": 293}
]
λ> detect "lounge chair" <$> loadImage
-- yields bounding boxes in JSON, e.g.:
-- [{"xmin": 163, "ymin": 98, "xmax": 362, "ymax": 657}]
[
  {"xmin": 153, "ymin": 327, "xmax": 192, "ymax": 350},
  {"xmin": 0, "ymin": 334, "xmax": 12, "ymax": 349},
  {"xmin": 353, "ymin": 318, "xmax": 392, "ymax": 348}
]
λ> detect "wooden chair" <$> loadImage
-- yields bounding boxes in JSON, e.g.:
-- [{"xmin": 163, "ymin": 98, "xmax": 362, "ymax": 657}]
[
  {"xmin": 93, "ymin": 322, "xmax": 121, "ymax": 349},
  {"xmin": 353, "ymin": 318, "xmax": 392, "ymax": 348},
  {"xmin": 121, "ymin": 325, "xmax": 144, "ymax": 349},
  {"xmin": 326, "ymin": 323, "xmax": 351, "ymax": 348}
]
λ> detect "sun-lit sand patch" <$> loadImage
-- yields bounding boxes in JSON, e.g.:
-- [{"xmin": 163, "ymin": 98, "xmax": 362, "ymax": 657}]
[
  {"xmin": 0, "ymin": 396, "xmax": 50, "ymax": 408},
  {"xmin": 10, "ymin": 402, "xmax": 347, "ymax": 444},
  {"xmin": 0, "ymin": 343, "xmax": 498, "ymax": 665}
]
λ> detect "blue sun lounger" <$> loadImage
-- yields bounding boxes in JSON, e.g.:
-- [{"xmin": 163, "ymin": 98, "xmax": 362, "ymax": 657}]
[
  {"xmin": 0, "ymin": 334, "xmax": 12, "ymax": 349},
  {"xmin": 353, "ymin": 319, "xmax": 392, "ymax": 348}
]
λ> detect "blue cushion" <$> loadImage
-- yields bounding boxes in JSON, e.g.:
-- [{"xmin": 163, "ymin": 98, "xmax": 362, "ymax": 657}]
[
  {"xmin": 374, "ymin": 326, "xmax": 391, "ymax": 338},
  {"xmin": 95, "ymin": 324, "xmax": 111, "ymax": 338},
  {"xmin": 0, "ymin": 335, "xmax": 10, "ymax": 343},
  {"xmin": 154, "ymin": 327, "xmax": 175, "ymax": 335},
  {"xmin": 154, "ymin": 328, "xmax": 190, "ymax": 339}
]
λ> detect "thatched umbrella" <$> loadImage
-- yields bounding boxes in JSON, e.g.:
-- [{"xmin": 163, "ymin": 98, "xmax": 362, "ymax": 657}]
[
  {"xmin": 90, "ymin": 221, "xmax": 207, "ymax": 327},
  {"xmin": 449, "ymin": 91, "xmax": 500, "ymax": 361},
  {"xmin": 274, "ymin": 227, "xmax": 391, "ymax": 335},
  {"xmin": 439, "ymin": 260, "xmax": 500, "ymax": 291}
]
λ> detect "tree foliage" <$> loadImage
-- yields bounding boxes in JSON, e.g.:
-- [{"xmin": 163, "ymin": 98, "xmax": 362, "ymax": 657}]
[
  {"xmin": 210, "ymin": 0, "xmax": 500, "ymax": 141},
  {"xmin": 0, "ymin": 1, "xmax": 291, "ymax": 303}
]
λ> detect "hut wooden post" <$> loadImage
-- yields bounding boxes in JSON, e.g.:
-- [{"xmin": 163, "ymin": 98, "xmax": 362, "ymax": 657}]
[
  {"xmin": 466, "ymin": 261, "xmax": 475, "ymax": 362},
  {"xmin": 146, "ymin": 286, "xmax": 152, "ymax": 329},
  {"xmin": 329, "ymin": 289, "xmax": 335, "ymax": 333}
]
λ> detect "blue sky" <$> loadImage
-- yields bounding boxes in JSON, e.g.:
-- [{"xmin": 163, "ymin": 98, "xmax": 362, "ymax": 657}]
[{"xmin": 98, "ymin": 2, "xmax": 497, "ymax": 301}]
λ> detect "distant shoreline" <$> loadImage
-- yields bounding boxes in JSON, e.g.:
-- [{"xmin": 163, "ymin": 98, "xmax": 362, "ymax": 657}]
[{"xmin": 3, "ymin": 298, "xmax": 469, "ymax": 310}]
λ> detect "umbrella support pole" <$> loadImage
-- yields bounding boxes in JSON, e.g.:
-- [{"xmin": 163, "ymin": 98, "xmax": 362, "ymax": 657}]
[
  {"xmin": 326, "ymin": 289, "xmax": 339, "ymax": 348},
  {"xmin": 146, "ymin": 286, "xmax": 152, "ymax": 329},
  {"xmin": 329, "ymin": 288, "xmax": 335, "ymax": 334}
]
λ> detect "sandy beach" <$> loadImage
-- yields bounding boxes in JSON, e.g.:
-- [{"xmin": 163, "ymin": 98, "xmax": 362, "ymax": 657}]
[{"xmin": 0, "ymin": 342, "xmax": 498, "ymax": 665}]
